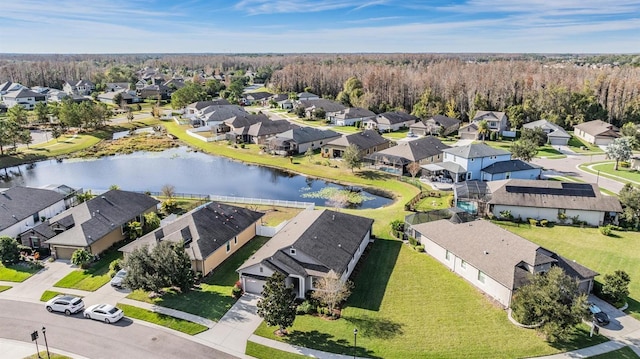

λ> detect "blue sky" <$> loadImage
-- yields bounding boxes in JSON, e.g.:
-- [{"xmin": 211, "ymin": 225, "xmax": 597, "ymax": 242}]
[{"xmin": 1, "ymin": 0, "xmax": 639, "ymax": 53}]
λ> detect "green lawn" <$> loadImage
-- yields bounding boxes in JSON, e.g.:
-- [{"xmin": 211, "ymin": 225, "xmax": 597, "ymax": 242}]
[
  {"xmin": 412, "ymin": 192, "xmax": 453, "ymax": 212},
  {"xmin": 0, "ymin": 263, "xmax": 41, "ymax": 282},
  {"xmin": 117, "ymin": 304, "xmax": 208, "ymax": 335},
  {"xmin": 483, "ymin": 140, "xmax": 565, "ymax": 158},
  {"xmin": 246, "ymin": 341, "xmax": 309, "ymax": 359},
  {"xmin": 0, "ymin": 285, "xmax": 11, "ymax": 293},
  {"xmin": 591, "ymin": 346, "xmax": 639, "ymax": 359},
  {"xmin": 381, "ymin": 129, "xmax": 410, "ymax": 140},
  {"xmin": 254, "ymin": 238, "xmax": 606, "ymax": 359},
  {"xmin": 39, "ymin": 290, "xmax": 83, "ymax": 302},
  {"xmin": 24, "ymin": 352, "xmax": 72, "ymax": 359},
  {"xmin": 580, "ymin": 162, "xmax": 640, "ymax": 185},
  {"xmin": 496, "ymin": 222, "xmax": 640, "ymax": 319},
  {"xmin": 568, "ymin": 135, "xmax": 604, "ymax": 153},
  {"xmin": 127, "ymin": 236, "xmax": 270, "ymax": 321},
  {"xmin": 53, "ymin": 250, "xmax": 122, "ymax": 291}
]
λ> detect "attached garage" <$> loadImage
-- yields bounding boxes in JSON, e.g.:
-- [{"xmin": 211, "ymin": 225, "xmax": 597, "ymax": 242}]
[
  {"xmin": 242, "ymin": 275, "xmax": 267, "ymax": 295},
  {"xmin": 53, "ymin": 246, "xmax": 80, "ymax": 260}
]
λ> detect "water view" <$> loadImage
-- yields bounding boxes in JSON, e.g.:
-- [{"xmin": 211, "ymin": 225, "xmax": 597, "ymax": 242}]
[{"xmin": 0, "ymin": 147, "xmax": 392, "ymax": 209}]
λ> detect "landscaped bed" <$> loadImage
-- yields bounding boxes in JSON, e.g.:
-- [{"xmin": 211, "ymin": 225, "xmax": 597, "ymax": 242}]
[
  {"xmin": 126, "ymin": 236, "xmax": 270, "ymax": 321},
  {"xmin": 252, "ymin": 237, "xmax": 606, "ymax": 359},
  {"xmin": 54, "ymin": 250, "xmax": 122, "ymax": 291},
  {"xmin": 496, "ymin": 222, "xmax": 640, "ymax": 320}
]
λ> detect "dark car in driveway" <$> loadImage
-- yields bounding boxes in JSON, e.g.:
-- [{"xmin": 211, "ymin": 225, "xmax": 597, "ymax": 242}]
[{"xmin": 589, "ymin": 303, "xmax": 610, "ymax": 326}]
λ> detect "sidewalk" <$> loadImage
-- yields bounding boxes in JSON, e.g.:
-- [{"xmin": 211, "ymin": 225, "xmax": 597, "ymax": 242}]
[
  {"xmin": 0, "ymin": 338, "xmax": 90, "ymax": 359},
  {"xmin": 118, "ymin": 298, "xmax": 216, "ymax": 328}
]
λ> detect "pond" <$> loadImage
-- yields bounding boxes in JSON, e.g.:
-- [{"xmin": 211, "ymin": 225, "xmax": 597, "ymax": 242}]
[{"xmin": 0, "ymin": 147, "xmax": 392, "ymax": 209}]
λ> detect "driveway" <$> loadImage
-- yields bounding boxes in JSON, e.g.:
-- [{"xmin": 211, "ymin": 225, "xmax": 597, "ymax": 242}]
[
  {"xmin": 531, "ymin": 154, "xmax": 625, "ymax": 194},
  {"xmin": 0, "ymin": 260, "xmax": 76, "ymax": 303}
]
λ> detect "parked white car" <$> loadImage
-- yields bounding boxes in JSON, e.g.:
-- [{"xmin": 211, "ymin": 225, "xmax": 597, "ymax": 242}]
[
  {"xmin": 110, "ymin": 269, "xmax": 127, "ymax": 288},
  {"xmin": 45, "ymin": 295, "xmax": 85, "ymax": 315},
  {"xmin": 84, "ymin": 304, "xmax": 124, "ymax": 324}
]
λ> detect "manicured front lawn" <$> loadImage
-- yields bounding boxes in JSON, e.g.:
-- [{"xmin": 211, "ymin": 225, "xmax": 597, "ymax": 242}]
[
  {"xmin": 0, "ymin": 285, "xmax": 11, "ymax": 293},
  {"xmin": 568, "ymin": 135, "xmax": 604, "ymax": 153},
  {"xmin": 591, "ymin": 346, "xmax": 639, "ymax": 359},
  {"xmin": 496, "ymin": 222, "xmax": 640, "ymax": 319},
  {"xmin": 39, "ymin": 290, "xmax": 83, "ymax": 302},
  {"xmin": 580, "ymin": 162, "xmax": 640, "ymax": 185},
  {"xmin": 54, "ymin": 250, "xmax": 122, "ymax": 291},
  {"xmin": 117, "ymin": 304, "xmax": 208, "ymax": 335},
  {"xmin": 483, "ymin": 140, "xmax": 565, "ymax": 158},
  {"xmin": 127, "ymin": 236, "xmax": 270, "ymax": 321},
  {"xmin": 246, "ymin": 341, "xmax": 308, "ymax": 359},
  {"xmin": 254, "ymin": 238, "xmax": 605, "ymax": 358},
  {"xmin": 0, "ymin": 263, "xmax": 41, "ymax": 282}
]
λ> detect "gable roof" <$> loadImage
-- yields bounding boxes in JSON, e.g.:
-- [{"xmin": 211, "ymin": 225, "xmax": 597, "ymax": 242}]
[
  {"xmin": 523, "ymin": 120, "xmax": 571, "ymax": 138},
  {"xmin": 224, "ymin": 113, "xmax": 270, "ymax": 129},
  {"xmin": 3, "ymin": 88, "xmax": 45, "ymax": 99},
  {"xmin": 0, "ymin": 187, "xmax": 65, "ymax": 232},
  {"xmin": 442, "ymin": 143, "xmax": 510, "ymax": 159},
  {"xmin": 487, "ymin": 179, "xmax": 622, "ymax": 212},
  {"xmin": 299, "ymin": 99, "xmax": 346, "ymax": 113},
  {"xmin": 373, "ymin": 111, "xmax": 418, "ymax": 125},
  {"xmin": 574, "ymin": 120, "xmax": 620, "ymax": 138},
  {"xmin": 120, "ymin": 202, "xmax": 264, "ymax": 261},
  {"xmin": 333, "ymin": 107, "xmax": 376, "ymax": 120},
  {"xmin": 45, "ymin": 190, "xmax": 159, "ymax": 247},
  {"xmin": 245, "ymin": 92, "xmax": 272, "ymax": 100},
  {"xmin": 472, "ymin": 111, "xmax": 506, "ymax": 122},
  {"xmin": 326, "ymin": 130, "xmax": 389, "ymax": 149},
  {"xmin": 426, "ymin": 115, "xmax": 461, "ymax": 128},
  {"xmin": 297, "ymin": 91, "xmax": 318, "ymax": 98},
  {"xmin": 238, "ymin": 209, "xmax": 373, "ymax": 277},
  {"xmin": 187, "ymin": 99, "xmax": 232, "ymax": 110},
  {"xmin": 481, "ymin": 160, "xmax": 541, "ymax": 174},
  {"xmin": 412, "ymin": 219, "xmax": 596, "ymax": 289},
  {"xmin": 366, "ymin": 136, "xmax": 449, "ymax": 163},
  {"xmin": 273, "ymin": 127, "xmax": 340, "ymax": 144},
  {"xmin": 245, "ymin": 120, "xmax": 295, "ymax": 137}
]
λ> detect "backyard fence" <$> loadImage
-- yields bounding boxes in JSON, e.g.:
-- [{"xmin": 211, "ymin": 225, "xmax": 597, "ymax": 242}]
[
  {"xmin": 208, "ymin": 195, "xmax": 315, "ymax": 209},
  {"xmin": 257, "ymin": 220, "xmax": 290, "ymax": 237}
]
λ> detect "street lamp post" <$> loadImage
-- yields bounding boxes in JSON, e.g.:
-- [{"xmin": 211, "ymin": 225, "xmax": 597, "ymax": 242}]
[
  {"xmin": 353, "ymin": 328, "xmax": 358, "ymax": 359},
  {"xmin": 42, "ymin": 326, "xmax": 50, "ymax": 359}
]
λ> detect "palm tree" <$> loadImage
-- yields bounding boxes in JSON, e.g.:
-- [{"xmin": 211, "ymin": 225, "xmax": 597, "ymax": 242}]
[{"xmin": 477, "ymin": 120, "xmax": 490, "ymax": 142}]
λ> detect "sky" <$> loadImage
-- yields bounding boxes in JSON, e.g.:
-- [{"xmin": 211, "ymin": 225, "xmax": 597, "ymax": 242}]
[{"xmin": 1, "ymin": 0, "xmax": 639, "ymax": 54}]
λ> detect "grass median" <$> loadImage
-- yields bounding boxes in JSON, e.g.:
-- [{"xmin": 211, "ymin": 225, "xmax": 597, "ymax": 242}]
[{"xmin": 117, "ymin": 303, "xmax": 208, "ymax": 335}]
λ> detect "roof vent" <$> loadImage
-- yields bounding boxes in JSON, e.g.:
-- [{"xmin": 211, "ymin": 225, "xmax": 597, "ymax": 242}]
[
  {"xmin": 332, "ymin": 215, "xmax": 335, "ymax": 220},
  {"xmin": 338, "ymin": 244, "xmax": 342, "ymax": 248},
  {"xmin": 484, "ymin": 251, "xmax": 489, "ymax": 255}
]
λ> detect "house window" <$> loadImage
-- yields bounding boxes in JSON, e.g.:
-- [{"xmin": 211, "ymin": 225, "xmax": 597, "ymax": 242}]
[
  {"xmin": 32, "ymin": 212, "xmax": 40, "ymax": 222},
  {"xmin": 226, "ymin": 241, "xmax": 230, "ymax": 253},
  {"xmin": 445, "ymin": 251, "xmax": 451, "ymax": 261},
  {"xmin": 466, "ymin": 173, "xmax": 472, "ymax": 180},
  {"xmin": 234, "ymin": 237, "xmax": 238, "ymax": 245},
  {"xmin": 470, "ymin": 158, "xmax": 474, "ymax": 162},
  {"xmin": 478, "ymin": 271, "xmax": 486, "ymax": 284},
  {"xmin": 505, "ymin": 172, "xmax": 511, "ymax": 179},
  {"xmin": 461, "ymin": 260, "xmax": 467, "ymax": 270},
  {"xmin": 30, "ymin": 237, "xmax": 40, "ymax": 248},
  {"xmin": 290, "ymin": 248, "xmax": 297, "ymax": 255}
]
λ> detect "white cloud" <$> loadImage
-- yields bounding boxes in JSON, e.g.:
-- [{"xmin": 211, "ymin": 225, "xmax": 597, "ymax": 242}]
[{"xmin": 233, "ymin": 0, "xmax": 389, "ymax": 15}]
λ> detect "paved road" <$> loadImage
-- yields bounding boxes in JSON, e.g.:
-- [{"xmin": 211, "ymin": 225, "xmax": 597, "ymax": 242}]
[
  {"xmin": 531, "ymin": 154, "xmax": 625, "ymax": 194},
  {"xmin": 0, "ymin": 299, "xmax": 237, "ymax": 359}
]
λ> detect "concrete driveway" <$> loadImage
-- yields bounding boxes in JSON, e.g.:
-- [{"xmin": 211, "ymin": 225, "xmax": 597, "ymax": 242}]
[{"xmin": 0, "ymin": 260, "xmax": 76, "ymax": 303}]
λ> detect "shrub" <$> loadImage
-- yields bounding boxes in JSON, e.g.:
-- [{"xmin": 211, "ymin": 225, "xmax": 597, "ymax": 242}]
[
  {"xmin": 415, "ymin": 245, "xmax": 425, "ymax": 252},
  {"xmin": 0, "ymin": 236, "xmax": 20, "ymax": 265},
  {"xmin": 109, "ymin": 259, "xmax": 122, "ymax": 272},
  {"xmin": 620, "ymin": 161, "xmax": 630, "ymax": 168},
  {"xmin": 500, "ymin": 210, "xmax": 513, "ymax": 220},
  {"xmin": 570, "ymin": 215, "xmax": 581, "ymax": 225},
  {"xmin": 231, "ymin": 285, "xmax": 243, "ymax": 299},
  {"xmin": 296, "ymin": 300, "xmax": 314, "ymax": 315},
  {"xmin": 71, "ymin": 248, "xmax": 93, "ymax": 269},
  {"xmin": 600, "ymin": 225, "xmax": 613, "ymax": 236},
  {"xmin": 18, "ymin": 245, "xmax": 33, "ymax": 255},
  {"xmin": 489, "ymin": 131, "xmax": 497, "ymax": 141},
  {"xmin": 540, "ymin": 219, "xmax": 549, "ymax": 227},
  {"xmin": 557, "ymin": 212, "xmax": 568, "ymax": 224},
  {"xmin": 601, "ymin": 270, "xmax": 631, "ymax": 306},
  {"xmin": 408, "ymin": 237, "xmax": 418, "ymax": 246},
  {"xmin": 528, "ymin": 218, "xmax": 538, "ymax": 226}
]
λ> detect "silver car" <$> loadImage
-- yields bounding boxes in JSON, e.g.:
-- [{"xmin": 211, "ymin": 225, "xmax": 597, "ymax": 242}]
[{"xmin": 110, "ymin": 269, "xmax": 127, "ymax": 288}]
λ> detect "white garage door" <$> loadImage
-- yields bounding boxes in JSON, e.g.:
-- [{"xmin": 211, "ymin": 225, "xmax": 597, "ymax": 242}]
[{"xmin": 244, "ymin": 277, "xmax": 266, "ymax": 295}]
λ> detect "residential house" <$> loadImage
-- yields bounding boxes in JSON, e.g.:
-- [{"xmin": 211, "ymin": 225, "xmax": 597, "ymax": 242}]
[
  {"xmin": 242, "ymin": 92, "xmax": 272, "ymax": 106},
  {"xmin": 459, "ymin": 111, "xmax": 509, "ymax": 140},
  {"xmin": 97, "ymin": 90, "xmax": 137, "ymax": 105},
  {"xmin": 574, "ymin": 120, "xmax": 620, "ymax": 146},
  {"xmin": 484, "ymin": 180, "xmax": 619, "ymax": 226},
  {"xmin": 138, "ymin": 84, "xmax": 170, "ymax": 100},
  {"xmin": 0, "ymin": 81, "xmax": 26, "ymax": 96},
  {"xmin": 322, "ymin": 130, "xmax": 391, "ymax": 158},
  {"xmin": 237, "ymin": 209, "xmax": 374, "ymax": 298},
  {"xmin": 38, "ymin": 184, "xmax": 83, "ymax": 208},
  {"xmin": 328, "ymin": 107, "xmax": 376, "ymax": 126},
  {"xmin": 221, "ymin": 113, "xmax": 270, "ymax": 141},
  {"xmin": 105, "ymin": 83, "xmax": 131, "ymax": 92},
  {"xmin": 411, "ymin": 115, "xmax": 461, "ymax": 137},
  {"xmin": 163, "ymin": 78, "xmax": 185, "ymax": 92},
  {"xmin": 522, "ymin": 119, "xmax": 571, "ymax": 146},
  {"xmin": 410, "ymin": 219, "xmax": 598, "ymax": 307},
  {"xmin": 191, "ymin": 105, "xmax": 247, "ymax": 128},
  {"xmin": 0, "ymin": 186, "xmax": 66, "ymax": 240},
  {"xmin": 238, "ymin": 120, "xmax": 296, "ymax": 145},
  {"xmin": 185, "ymin": 100, "xmax": 233, "ymax": 115},
  {"xmin": 440, "ymin": 143, "xmax": 512, "ymax": 182},
  {"xmin": 266, "ymin": 127, "xmax": 341, "ymax": 156},
  {"xmin": 364, "ymin": 111, "xmax": 418, "ymax": 132},
  {"xmin": 43, "ymin": 190, "xmax": 159, "ymax": 259},
  {"xmin": 480, "ymin": 160, "xmax": 541, "ymax": 181},
  {"xmin": 63, "ymin": 79, "xmax": 95, "ymax": 96},
  {"xmin": 364, "ymin": 136, "xmax": 449, "ymax": 176},
  {"xmin": 298, "ymin": 99, "xmax": 346, "ymax": 119},
  {"xmin": 46, "ymin": 89, "xmax": 72, "ymax": 103},
  {"xmin": 120, "ymin": 202, "xmax": 264, "ymax": 276},
  {"xmin": 2, "ymin": 88, "xmax": 47, "ymax": 109},
  {"xmin": 297, "ymin": 92, "xmax": 320, "ymax": 101}
]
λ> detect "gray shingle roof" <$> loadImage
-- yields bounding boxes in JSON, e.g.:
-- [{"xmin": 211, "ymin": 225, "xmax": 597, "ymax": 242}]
[
  {"xmin": 426, "ymin": 115, "xmax": 461, "ymax": 128},
  {"xmin": 3, "ymin": 88, "xmax": 44, "ymax": 99},
  {"xmin": 366, "ymin": 136, "xmax": 449, "ymax": 163},
  {"xmin": 574, "ymin": 120, "xmax": 620, "ymax": 138},
  {"xmin": 45, "ymin": 190, "xmax": 159, "ymax": 247},
  {"xmin": 120, "ymin": 202, "xmax": 264, "ymax": 261},
  {"xmin": 481, "ymin": 160, "xmax": 541, "ymax": 174},
  {"xmin": 472, "ymin": 111, "xmax": 506, "ymax": 122},
  {"xmin": 326, "ymin": 130, "xmax": 389, "ymax": 150},
  {"xmin": 187, "ymin": 99, "xmax": 232, "ymax": 110},
  {"xmin": 245, "ymin": 120, "xmax": 295, "ymax": 137},
  {"xmin": 333, "ymin": 107, "xmax": 376, "ymax": 120},
  {"xmin": 487, "ymin": 179, "xmax": 623, "ymax": 212},
  {"xmin": 299, "ymin": 99, "xmax": 346, "ymax": 113},
  {"xmin": 0, "ymin": 187, "xmax": 65, "ymax": 232},
  {"xmin": 374, "ymin": 111, "xmax": 418, "ymax": 125},
  {"xmin": 442, "ymin": 143, "xmax": 510, "ymax": 159},
  {"xmin": 273, "ymin": 127, "xmax": 340, "ymax": 144}
]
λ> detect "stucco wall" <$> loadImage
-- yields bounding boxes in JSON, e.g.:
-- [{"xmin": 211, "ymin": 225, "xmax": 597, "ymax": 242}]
[
  {"xmin": 491, "ymin": 205, "xmax": 604, "ymax": 226},
  {"xmin": 202, "ymin": 222, "xmax": 257, "ymax": 275}
]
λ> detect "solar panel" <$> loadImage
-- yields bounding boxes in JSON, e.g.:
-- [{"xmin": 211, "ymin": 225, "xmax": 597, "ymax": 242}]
[{"xmin": 505, "ymin": 183, "xmax": 595, "ymax": 197}]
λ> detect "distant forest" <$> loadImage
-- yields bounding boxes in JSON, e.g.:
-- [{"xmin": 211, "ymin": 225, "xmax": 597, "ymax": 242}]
[{"xmin": 1, "ymin": 53, "xmax": 639, "ymax": 127}]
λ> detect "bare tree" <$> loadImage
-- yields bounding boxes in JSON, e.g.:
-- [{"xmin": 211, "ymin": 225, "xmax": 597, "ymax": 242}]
[
  {"xmin": 311, "ymin": 270, "xmax": 353, "ymax": 314},
  {"xmin": 407, "ymin": 162, "xmax": 421, "ymax": 179},
  {"xmin": 161, "ymin": 184, "xmax": 176, "ymax": 199}
]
